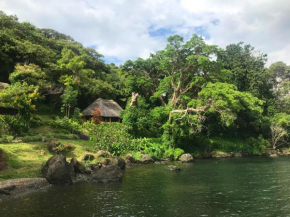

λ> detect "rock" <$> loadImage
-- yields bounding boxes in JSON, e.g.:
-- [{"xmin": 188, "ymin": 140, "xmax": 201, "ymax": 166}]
[
  {"xmin": 269, "ymin": 154, "xmax": 278, "ymax": 158},
  {"xmin": 70, "ymin": 157, "xmax": 86, "ymax": 174},
  {"xmin": 125, "ymin": 154, "xmax": 135, "ymax": 164},
  {"xmin": 233, "ymin": 152, "xmax": 242, "ymax": 157},
  {"xmin": 11, "ymin": 139, "xmax": 23, "ymax": 143},
  {"xmin": 0, "ymin": 185, "xmax": 16, "ymax": 195},
  {"xmin": 100, "ymin": 158, "xmax": 126, "ymax": 170},
  {"xmin": 100, "ymin": 158, "xmax": 111, "ymax": 166},
  {"xmin": 90, "ymin": 163, "xmax": 102, "ymax": 171},
  {"xmin": 92, "ymin": 165, "xmax": 122, "ymax": 183},
  {"xmin": 0, "ymin": 149, "xmax": 8, "ymax": 171},
  {"xmin": 212, "ymin": 151, "xmax": 232, "ymax": 158},
  {"xmin": 82, "ymin": 154, "xmax": 95, "ymax": 162},
  {"xmin": 84, "ymin": 165, "xmax": 93, "ymax": 174},
  {"xmin": 96, "ymin": 150, "xmax": 110, "ymax": 158},
  {"xmin": 113, "ymin": 158, "xmax": 126, "ymax": 170},
  {"xmin": 42, "ymin": 155, "xmax": 73, "ymax": 185},
  {"xmin": 179, "ymin": 153, "xmax": 194, "ymax": 163},
  {"xmin": 140, "ymin": 154, "xmax": 154, "ymax": 163},
  {"xmin": 166, "ymin": 165, "xmax": 181, "ymax": 172}
]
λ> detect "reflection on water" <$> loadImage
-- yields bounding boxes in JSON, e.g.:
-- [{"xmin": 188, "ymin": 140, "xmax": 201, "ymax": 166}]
[{"xmin": 1, "ymin": 157, "xmax": 290, "ymax": 217}]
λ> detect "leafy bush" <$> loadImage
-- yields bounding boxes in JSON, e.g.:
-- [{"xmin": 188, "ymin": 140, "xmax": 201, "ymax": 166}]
[
  {"xmin": 246, "ymin": 135, "xmax": 270, "ymax": 154},
  {"xmin": 85, "ymin": 122, "xmax": 133, "ymax": 156},
  {"xmin": 210, "ymin": 135, "xmax": 270, "ymax": 154},
  {"xmin": 17, "ymin": 133, "xmax": 79, "ymax": 142},
  {"xmin": 164, "ymin": 148, "xmax": 184, "ymax": 160},
  {"xmin": 0, "ymin": 135, "xmax": 14, "ymax": 143},
  {"xmin": 50, "ymin": 116, "xmax": 82, "ymax": 132},
  {"xmin": 131, "ymin": 138, "xmax": 184, "ymax": 159},
  {"xmin": 17, "ymin": 135, "xmax": 43, "ymax": 142},
  {"xmin": 0, "ymin": 115, "xmax": 29, "ymax": 134}
]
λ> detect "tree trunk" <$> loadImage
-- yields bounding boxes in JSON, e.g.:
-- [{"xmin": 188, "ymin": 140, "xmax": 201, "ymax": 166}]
[{"xmin": 130, "ymin": 92, "xmax": 139, "ymax": 107}]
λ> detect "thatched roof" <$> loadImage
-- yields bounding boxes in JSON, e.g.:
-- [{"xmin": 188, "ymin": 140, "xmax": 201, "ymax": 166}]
[{"xmin": 82, "ymin": 98, "xmax": 123, "ymax": 117}]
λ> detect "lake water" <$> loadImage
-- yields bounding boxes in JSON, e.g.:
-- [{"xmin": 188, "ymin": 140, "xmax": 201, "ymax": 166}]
[{"xmin": 1, "ymin": 157, "xmax": 290, "ymax": 217}]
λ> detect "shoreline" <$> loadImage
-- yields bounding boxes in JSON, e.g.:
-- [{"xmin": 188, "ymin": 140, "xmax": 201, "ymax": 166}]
[{"xmin": 0, "ymin": 152, "xmax": 288, "ymax": 202}]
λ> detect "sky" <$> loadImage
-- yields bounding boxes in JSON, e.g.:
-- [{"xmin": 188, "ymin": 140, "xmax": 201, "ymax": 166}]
[{"xmin": 1, "ymin": 0, "xmax": 290, "ymax": 66}]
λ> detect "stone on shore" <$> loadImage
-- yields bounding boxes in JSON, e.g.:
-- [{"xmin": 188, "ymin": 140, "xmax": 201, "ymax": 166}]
[
  {"xmin": 166, "ymin": 165, "xmax": 181, "ymax": 172},
  {"xmin": 140, "ymin": 154, "xmax": 154, "ymax": 164},
  {"xmin": 100, "ymin": 158, "xmax": 126, "ymax": 170},
  {"xmin": 42, "ymin": 155, "xmax": 73, "ymax": 185},
  {"xmin": 179, "ymin": 153, "xmax": 194, "ymax": 163},
  {"xmin": 212, "ymin": 151, "xmax": 232, "ymax": 158},
  {"xmin": 91, "ymin": 165, "xmax": 122, "ymax": 183},
  {"xmin": 125, "ymin": 154, "xmax": 135, "ymax": 164}
]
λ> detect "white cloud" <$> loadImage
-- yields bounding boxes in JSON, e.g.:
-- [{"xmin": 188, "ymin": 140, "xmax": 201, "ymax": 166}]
[{"xmin": 0, "ymin": 0, "xmax": 290, "ymax": 66}]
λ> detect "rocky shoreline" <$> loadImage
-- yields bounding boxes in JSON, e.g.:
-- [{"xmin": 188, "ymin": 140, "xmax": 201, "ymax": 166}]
[
  {"xmin": 1, "ymin": 150, "xmax": 289, "ymax": 202},
  {"xmin": 0, "ymin": 178, "xmax": 51, "ymax": 202}
]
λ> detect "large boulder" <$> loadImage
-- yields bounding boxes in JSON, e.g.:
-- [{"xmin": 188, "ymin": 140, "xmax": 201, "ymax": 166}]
[
  {"xmin": 140, "ymin": 154, "xmax": 154, "ymax": 164},
  {"xmin": 0, "ymin": 149, "xmax": 8, "ymax": 171},
  {"xmin": 179, "ymin": 153, "xmax": 194, "ymax": 163},
  {"xmin": 92, "ymin": 165, "xmax": 122, "ymax": 183},
  {"xmin": 42, "ymin": 155, "xmax": 73, "ymax": 185}
]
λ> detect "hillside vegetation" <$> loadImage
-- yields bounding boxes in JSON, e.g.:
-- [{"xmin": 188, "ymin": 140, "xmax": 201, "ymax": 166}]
[{"xmin": 0, "ymin": 11, "xmax": 290, "ymax": 178}]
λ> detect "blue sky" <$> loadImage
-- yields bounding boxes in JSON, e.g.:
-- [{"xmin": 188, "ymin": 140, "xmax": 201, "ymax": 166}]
[{"xmin": 1, "ymin": 0, "xmax": 290, "ymax": 66}]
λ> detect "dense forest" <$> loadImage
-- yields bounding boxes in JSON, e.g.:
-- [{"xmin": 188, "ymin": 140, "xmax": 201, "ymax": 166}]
[{"xmin": 0, "ymin": 11, "xmax": 290, "ymax": 159}]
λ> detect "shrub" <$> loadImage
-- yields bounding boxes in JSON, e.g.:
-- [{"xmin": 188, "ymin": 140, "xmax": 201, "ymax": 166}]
[
  {"xmin": 50, "ymin": 116, "xmax": 82, "ymax": 133},
  {"xmin": 91, "ymin": 108, "xmax": 102, "ymax": 124},
  {"xmin": 164, "ymin": 148, "xmax": 184, "ymax": 160},
  {"xmin": 131, "ymin": 138, "xmax": 184, "ymax": 159},
  {"xmin": 85, "ymin": 122, "xmax": 133, "ymax": 156},
  {"xmin": 0, "ymin": 115, "xmax": 29, "ymax": 135},
  {"xmin": 0, "ymin": 135, "xmax": 14, "ymax": 143},
  {"xmin": 16, "ymin": 133, "xmax": 79, "ymax": 142},
  {"xmin": 246, "ymin": 135, "xmax": 270, "ymax": 154}
]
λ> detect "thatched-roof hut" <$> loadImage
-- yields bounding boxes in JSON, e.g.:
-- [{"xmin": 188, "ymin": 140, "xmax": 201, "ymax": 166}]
[
  {"xmin": 82, "ymin": 98, "xmax": 123, "ymax": 122},
  {"xmin": 0, "ymin": 82, "xmax": 18, "ymax": 115}
]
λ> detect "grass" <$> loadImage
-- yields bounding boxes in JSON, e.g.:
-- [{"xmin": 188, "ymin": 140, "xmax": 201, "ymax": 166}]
[{"xmin": 0, "ymin": 139, "xmax": 96, "ymax": 181}]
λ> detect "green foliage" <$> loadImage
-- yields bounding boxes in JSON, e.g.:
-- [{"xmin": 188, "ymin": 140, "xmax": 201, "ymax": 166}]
[
  {"xmin": 1, "ymin": 10, "xmax": 289, "ymax": 157},
  {"xmin": 195, "ymin": 82, "xmax": 264, "ymax": 127},
  {"xmin": 131, "ymin": 138, "xmax": 184, "ymax": 159},
  {"xmin": 210, "ymin": 135, "xmax": 270, "ymax": 154},
  {"xmin": 9, "ymin": 64, "xmax": 47, "ymax": 90},
  {"xmin": 0, "ymin": 115, "xmax": 29, "ymax": 135},
  {"xmin": 0, "ymin": 135, "xmax": 14, "ymax": 143},
  {"xmin": 50, "ymin": 116, "xmax": 82, "ymax": 133},
  {"xmin": 60, "ymin": 85, "xmax": 78, "ymax": 117},
  {"xmin": 85, "ymin": 122, "xmax": 133, "ymax": 156}
]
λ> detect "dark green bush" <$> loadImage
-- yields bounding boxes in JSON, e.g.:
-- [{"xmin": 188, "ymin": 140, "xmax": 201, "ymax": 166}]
[
  {"xmin": 50, "ymin": 116, "xmax": 82, "ymax": 132},
  {"xmin": 84, "ymin": 122, "xmax": 133, "ymax": 156}
]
